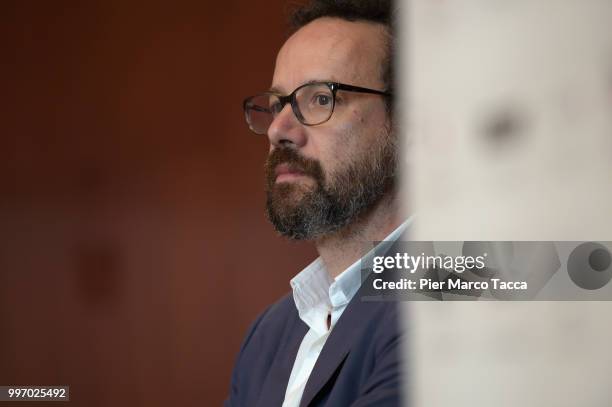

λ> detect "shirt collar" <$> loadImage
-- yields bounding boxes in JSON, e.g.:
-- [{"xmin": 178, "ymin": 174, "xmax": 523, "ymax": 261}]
[{"xmin": 290, "ymin": 216, "xmax": 413, "ymax": 331}]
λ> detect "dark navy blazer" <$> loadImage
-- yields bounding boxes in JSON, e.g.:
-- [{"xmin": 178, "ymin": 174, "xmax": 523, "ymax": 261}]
[{"xmin": 224, "ymin": 281, "xmax": 404, "ymax": 407}]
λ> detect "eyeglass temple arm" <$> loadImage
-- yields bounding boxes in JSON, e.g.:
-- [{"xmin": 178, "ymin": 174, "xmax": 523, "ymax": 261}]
[
  {"xmin": 244, "ymin": 94, "xmax": 295, "ymax": 116},
  {"xmin": 244, "ymin": 103, "xmax": 270, "ymax": 113},
  {"xmin": 335, "ymin": 83, "xmax": 391, "ymax": 96}
]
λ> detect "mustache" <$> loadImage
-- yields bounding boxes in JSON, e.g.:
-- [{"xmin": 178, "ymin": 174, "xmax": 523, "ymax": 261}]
[{"xmin": 265, "ymin": 147, "xmax": 324, "ymax": 186}]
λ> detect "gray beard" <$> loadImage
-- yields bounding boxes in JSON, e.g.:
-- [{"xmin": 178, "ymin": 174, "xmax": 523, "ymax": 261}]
[{"xmin": 265, "ymin": 134, "xmax": 397, "ymax": 240}]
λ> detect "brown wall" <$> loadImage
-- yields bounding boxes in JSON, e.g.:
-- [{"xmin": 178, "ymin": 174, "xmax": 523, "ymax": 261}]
[{"xmin": 0, "ymin": 1, "xmax": 316, "ymax": 405}]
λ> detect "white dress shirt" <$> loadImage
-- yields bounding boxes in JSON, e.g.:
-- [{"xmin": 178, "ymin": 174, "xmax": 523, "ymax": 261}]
[{"xmin": 281, "ymin": 218, "xmax": 412, "ymax": 407}]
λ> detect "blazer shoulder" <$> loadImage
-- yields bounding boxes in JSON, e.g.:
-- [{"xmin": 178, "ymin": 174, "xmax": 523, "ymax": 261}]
[{"xmin": 255, "ymin": 291, "xmax": 297, "ymax": 331}]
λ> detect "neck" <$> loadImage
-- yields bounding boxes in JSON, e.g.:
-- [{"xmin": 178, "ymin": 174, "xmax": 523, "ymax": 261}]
[{"xmin": 314, "ymin": 192, "xmax": 403, "ymax": 279}]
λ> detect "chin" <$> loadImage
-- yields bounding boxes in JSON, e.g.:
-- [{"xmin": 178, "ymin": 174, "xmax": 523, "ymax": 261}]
[{"xmin": 272, "ymin": 180, "xmax": 313, "ymax": 199}]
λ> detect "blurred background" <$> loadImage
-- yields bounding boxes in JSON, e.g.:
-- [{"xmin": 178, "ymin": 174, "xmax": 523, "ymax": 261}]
[{"xmin": 0, "ymin": 1, "xmax": 316, "ymax": 405}]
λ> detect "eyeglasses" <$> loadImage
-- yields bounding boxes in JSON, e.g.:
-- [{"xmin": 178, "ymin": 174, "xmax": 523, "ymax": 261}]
[{"xmin": 243, "ymin": 81, "xmax": 391, "ymax": 135}]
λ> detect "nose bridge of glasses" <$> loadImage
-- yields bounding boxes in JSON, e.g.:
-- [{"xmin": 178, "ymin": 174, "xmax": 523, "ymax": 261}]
[
  {"xmin": 277, "ymin": 94, "xmax": 293, "ymax": 112},
  {"xmin": 271, "ymin": 93, "xmax": 302, "ymax": 123},
  {"xmin": 264, "ymin": 95, "xmax": 299, "ymax": 132}
]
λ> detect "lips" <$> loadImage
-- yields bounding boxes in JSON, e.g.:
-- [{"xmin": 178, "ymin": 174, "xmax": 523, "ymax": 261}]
[{"xmin": 274, "ymin": 163, "xmax": 307, "ymax": 182}]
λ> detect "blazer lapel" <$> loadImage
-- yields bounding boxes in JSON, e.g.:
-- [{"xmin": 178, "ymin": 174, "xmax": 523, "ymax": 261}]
[
  {"xmin": 256, "ymin": 312, "xmax": 309, "ymax": 407},
  {"xmin": 299, "ymin": 289, "xmax": 376, "ymax": 407}
]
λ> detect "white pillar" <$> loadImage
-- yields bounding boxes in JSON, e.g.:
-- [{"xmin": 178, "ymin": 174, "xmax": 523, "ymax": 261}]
[{"xmin": 402, "ymin": 1, "xmax": 612, "ymax": 405}]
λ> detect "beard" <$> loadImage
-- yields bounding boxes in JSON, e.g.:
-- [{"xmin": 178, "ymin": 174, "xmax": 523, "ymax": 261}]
[{"xmin": 264, "ymin": 131, "xmax": 397, "ymax": 240}]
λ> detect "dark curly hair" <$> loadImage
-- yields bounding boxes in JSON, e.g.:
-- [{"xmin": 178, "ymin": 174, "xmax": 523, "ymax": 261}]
[{"xmin": 288, "ymin": 0, "xmax": 395, "ymax": 114}]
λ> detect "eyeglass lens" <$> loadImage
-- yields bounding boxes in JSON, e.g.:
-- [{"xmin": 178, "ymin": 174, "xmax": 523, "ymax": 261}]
[{"xmin": 245, "ymin": 83, "xmax": 335, "ymax": 134}]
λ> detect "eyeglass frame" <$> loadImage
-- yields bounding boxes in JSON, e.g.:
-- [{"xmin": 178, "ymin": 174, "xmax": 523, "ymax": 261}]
[{"xmin": 242, "ymin": 81, "xmax": 392, "ymax": 135}]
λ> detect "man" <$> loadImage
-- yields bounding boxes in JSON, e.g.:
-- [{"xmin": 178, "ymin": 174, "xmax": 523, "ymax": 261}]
[{"xmin": 227, "ymin": 1, "xmax": 407, "ymax": 406}]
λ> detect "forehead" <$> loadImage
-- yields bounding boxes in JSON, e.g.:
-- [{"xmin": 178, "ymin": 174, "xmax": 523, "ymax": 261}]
[{"xmin": 272, "ymin": 17, "xmax": 387, "ymax": 93}]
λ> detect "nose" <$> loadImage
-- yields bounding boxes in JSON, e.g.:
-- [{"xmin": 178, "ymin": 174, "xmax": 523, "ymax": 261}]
[{"xmin": 267, "ymin": 103, "xmax": 307, "ymax": 148}]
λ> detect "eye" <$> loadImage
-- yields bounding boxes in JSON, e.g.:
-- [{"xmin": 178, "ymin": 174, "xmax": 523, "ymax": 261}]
[{"xmin": 313, "ymin": 94, "xmax": 332, "ymax": 106}]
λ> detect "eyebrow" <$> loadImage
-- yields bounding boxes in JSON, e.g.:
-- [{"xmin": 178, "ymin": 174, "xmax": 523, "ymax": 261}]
[{"xmin": 268, "ymin": 78, "xmax": 337, "ymax": 95}]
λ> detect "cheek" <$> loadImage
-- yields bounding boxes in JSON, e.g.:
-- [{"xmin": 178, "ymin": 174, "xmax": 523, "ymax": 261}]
[
  {"xmin": 353, "ymin": 106, "xmax": 389, "ymax": 146},
  {"xmin": 309, "ymin": 105, "xmax": 387, "ymax": 174},
  {"xmin": 338, "ymin": 112, "xmax": 376, "ymax": 154},
  {"xmin": 351, "ymin": 108, "xmax": 368, "ymax": 125},
  {"xmin": 318, "ymin": 123, "xmax": 363, "ymax": 175}
]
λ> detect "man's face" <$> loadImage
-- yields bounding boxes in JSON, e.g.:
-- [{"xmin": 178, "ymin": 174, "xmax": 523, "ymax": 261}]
[{"xmin": 265, "ymin": 17, "xmax": 396, "ymax": 240}]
